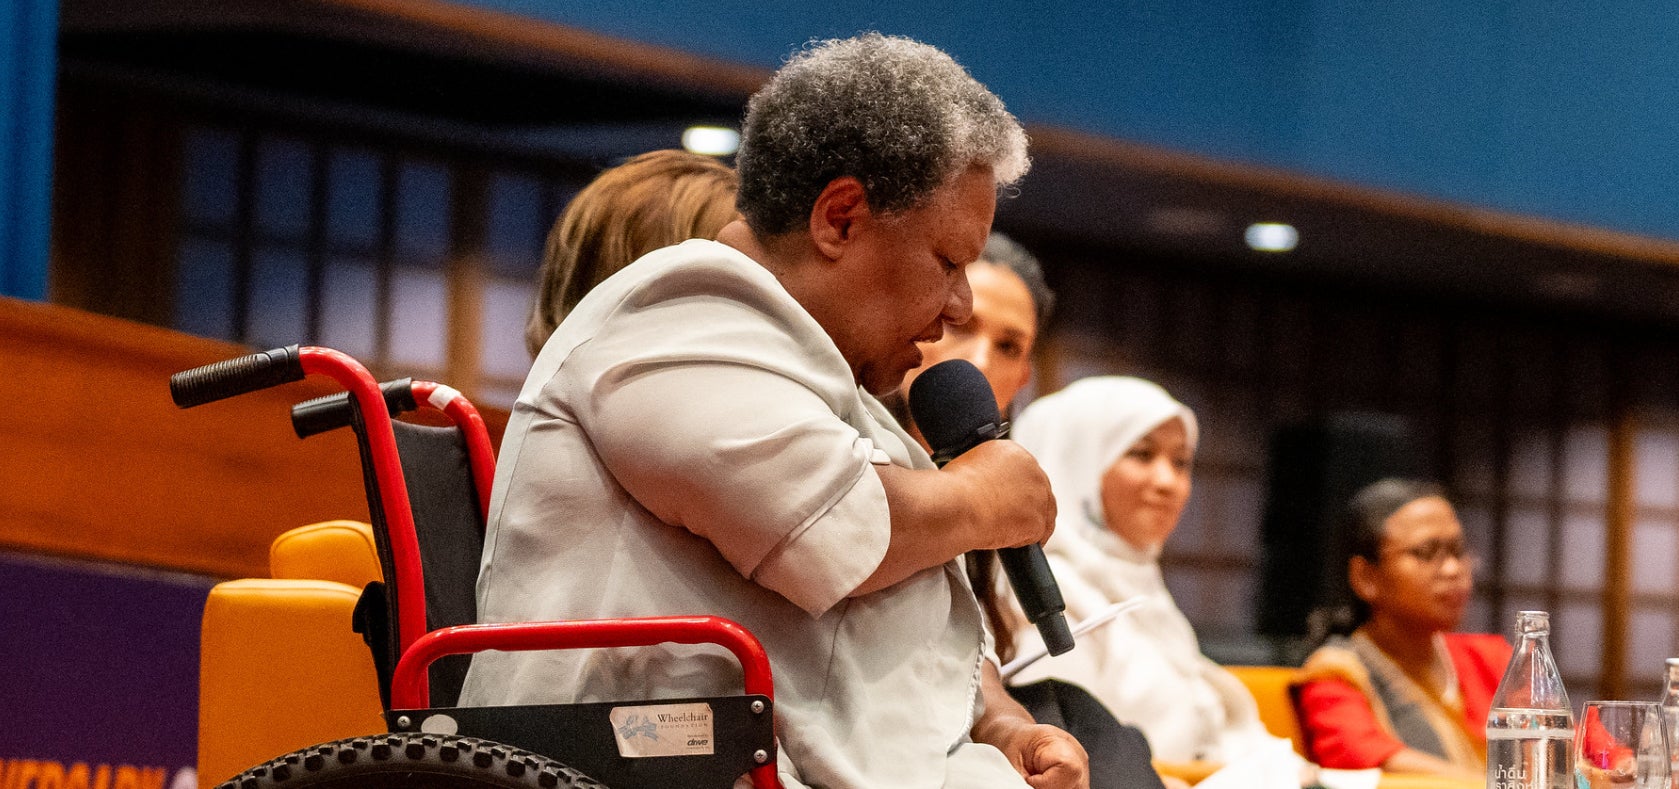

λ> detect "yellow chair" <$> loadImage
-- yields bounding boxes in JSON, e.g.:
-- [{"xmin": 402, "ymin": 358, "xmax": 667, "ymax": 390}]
[
  {"xmin": 197, "ymin": 520, "xmax": 386, "ymax": 787},
  {"xmin": 1152, "ymin": 665, "xmax": 1304, "ymax": 784},
  {"xmin": 1155, "ymin": 665, "xmax": 1482, "ymax": 789},
  {"xmin": 267, "ymin": 519, "xmax": 383, "ymax": 589},
  {"xmin": 1227, "ymin": 665, "xmax": 1307, "ymax": 755}
]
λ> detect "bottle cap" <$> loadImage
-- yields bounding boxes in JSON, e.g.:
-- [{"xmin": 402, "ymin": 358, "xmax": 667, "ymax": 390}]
[{"xmin": 1515, "ymin": 610, "xmax": 1550, "ymax": 635}]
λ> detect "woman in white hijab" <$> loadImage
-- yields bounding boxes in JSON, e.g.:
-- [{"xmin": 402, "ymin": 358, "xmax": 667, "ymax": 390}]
[{"xmin": 1006, "ymin": 376, "xmax": 1273, "ymax": 765}]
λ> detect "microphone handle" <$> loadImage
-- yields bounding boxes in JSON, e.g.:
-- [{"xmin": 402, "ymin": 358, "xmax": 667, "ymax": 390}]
[
  {"xmin": 997, "ymin": 545, "xmax": 1076, "ymax": 657},
  {"xmin": 926, "ymin": 429, "xmax": 1075, "ymax": 657}
]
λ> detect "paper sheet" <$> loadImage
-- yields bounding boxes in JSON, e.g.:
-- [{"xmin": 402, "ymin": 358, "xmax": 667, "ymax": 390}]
[{"xmin": 998, "ymin": 596, "xmax": 1150, "ymax": 680}]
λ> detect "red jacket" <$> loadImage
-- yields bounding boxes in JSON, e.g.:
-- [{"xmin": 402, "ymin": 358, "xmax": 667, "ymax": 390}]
[{"xmin": 1297, "ymin": 633, "xmax": 1511, "ymax": 769}]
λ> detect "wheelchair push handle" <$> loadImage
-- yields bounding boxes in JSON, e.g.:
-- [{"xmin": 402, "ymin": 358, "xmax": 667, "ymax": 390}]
[
  {"xmin": 170, "ymin": 345, "xmax": 305, "ymax": 408},
  {"xmin": 290, "ymin": 378, "xmax": 417, "ymax": 438}
]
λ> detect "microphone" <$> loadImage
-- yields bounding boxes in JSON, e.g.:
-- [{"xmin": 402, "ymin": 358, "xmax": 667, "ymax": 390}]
[{"xmin": 908, "ymin": 359, "xmax": 1075, "ymax": 657}]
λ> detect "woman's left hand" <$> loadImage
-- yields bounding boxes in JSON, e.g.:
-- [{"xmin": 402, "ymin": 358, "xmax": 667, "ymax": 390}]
[
  {"xmin": 998, "ymin": 722, "xmax": 1090, "ymax": 789},
  {"xmin": 972, "ymin": 660, "xmax": 1089, "ymax": 788}
]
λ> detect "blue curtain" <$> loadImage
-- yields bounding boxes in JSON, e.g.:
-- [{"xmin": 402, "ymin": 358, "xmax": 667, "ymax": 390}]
[{"xmin": 1, "ymin": 0, "xmax": 56, "ymax": 300}]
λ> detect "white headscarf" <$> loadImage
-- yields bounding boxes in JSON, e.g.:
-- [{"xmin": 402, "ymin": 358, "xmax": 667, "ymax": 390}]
[
  {"xmin": 1011, "ymin": 376, "xmax": 1198, "ymax": 555},
  {"xmin": 1009, "ymin": 379, "xmax": 1280, "ymax": 765}
]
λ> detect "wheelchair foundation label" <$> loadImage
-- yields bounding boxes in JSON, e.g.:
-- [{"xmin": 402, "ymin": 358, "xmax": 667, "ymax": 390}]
[{"xmin": 609, "ymin": 702, "xmax": 716, "ymax": 758}]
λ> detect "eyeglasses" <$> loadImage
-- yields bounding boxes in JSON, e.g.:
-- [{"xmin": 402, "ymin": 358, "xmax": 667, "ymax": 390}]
[{"xmin": 1382, "ymin": 539, "xmax": 1479, "ymax": 570}]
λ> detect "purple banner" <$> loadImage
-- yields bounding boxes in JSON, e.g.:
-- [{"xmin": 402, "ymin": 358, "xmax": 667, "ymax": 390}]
[{"xmin": 0, "ymin": 550, "xmax": 213, "ymax": 788}]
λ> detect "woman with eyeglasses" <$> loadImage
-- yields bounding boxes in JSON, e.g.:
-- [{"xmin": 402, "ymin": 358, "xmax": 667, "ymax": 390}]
[{"xmin": 1293, "ymin": 478, "xmax": 1510, "ymax": 778}]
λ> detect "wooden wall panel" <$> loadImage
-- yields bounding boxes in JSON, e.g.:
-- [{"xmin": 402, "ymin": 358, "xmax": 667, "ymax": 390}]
[{"xmin": 0, "ymin": 298, "xmax": 503, "ymax": 580}]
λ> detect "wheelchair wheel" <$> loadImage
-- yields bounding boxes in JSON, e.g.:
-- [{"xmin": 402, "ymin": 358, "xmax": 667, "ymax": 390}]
[{"xmin": 216, "ymin": 733, "xmax": 608, "ymax": 788}]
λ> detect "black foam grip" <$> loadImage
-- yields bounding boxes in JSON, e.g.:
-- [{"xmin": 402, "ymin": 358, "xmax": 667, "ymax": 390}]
[
  {"xmin": 909, "ymin": 359, "xmax": 1001, "ymax": 460},
  {"xmin": 290, "ymin": 378, "xmax": 417, "ymax": 439},
  {"xmin": 170, "ymin": 345, "xmax": 305, "ymax": 408}
]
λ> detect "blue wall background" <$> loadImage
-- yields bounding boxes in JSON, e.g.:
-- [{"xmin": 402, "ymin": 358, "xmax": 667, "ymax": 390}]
[
  {"xmin": 468, "ymin": 1, "xmax": 1679, "ymax": 242},
  {"xmin": 0, "ymin": 0, "xmax": 56, "ymax": 300},
  {"xmin": 5, "ymin": 1, "xmax": 1675, "ymax": 299}
]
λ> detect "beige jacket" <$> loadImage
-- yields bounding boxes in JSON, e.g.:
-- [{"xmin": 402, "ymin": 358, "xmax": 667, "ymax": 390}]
[{"xmin": 462, "ymin": 240, "xmax": 1022, "ymax": 789}]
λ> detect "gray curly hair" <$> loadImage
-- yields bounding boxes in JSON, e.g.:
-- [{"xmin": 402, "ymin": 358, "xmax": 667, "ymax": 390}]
[{"xmin": 736, "ymin": 32, "xmax": 1031, "ymax": 236}]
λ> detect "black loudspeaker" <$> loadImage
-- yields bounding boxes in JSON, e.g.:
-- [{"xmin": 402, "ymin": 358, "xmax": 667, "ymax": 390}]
[{"xmin": 1257, "ymin": 412, "xmax": 1423, "ymax": 639}]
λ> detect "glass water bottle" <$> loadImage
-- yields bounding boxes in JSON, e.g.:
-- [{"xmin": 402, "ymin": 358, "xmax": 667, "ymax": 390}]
[
  {"xmin": 1658, "ymin": 657, "xmax": 1679, "ymax": 788},
  {"xmin": 1487, "ymin": 610, "xmax": 1574, "ymax": 789}
]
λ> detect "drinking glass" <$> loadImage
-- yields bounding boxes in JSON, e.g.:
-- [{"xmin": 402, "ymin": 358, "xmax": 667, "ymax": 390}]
[{"xmin": 1575, "ymin": 700, "xmax": 1670, "ymax": 789}]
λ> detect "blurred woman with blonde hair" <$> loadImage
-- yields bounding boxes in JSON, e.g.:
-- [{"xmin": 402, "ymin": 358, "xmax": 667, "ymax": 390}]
[{"xmin": 524, "ymin": 149, "xmax": 738, "ymax": 357}]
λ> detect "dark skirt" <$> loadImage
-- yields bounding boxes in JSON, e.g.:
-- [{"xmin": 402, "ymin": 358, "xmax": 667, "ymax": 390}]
[{"xmin": 1008, "ymin": 678, "xmax": 1167, "ymax": 789}]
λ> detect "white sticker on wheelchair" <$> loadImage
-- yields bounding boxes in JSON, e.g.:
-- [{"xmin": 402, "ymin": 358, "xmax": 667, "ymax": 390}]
[
  {"xmin": 419, "ymin": 713, "xmax": 459, "ymax": 734},
  {"xmin": 609, "ymin": 702, "xmax": 716, "ymax": 757}
]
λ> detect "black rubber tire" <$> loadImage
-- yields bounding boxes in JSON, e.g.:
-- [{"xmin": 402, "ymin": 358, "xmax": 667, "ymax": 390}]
[{"xmin": 215, "ymin": 734, "xmax": 609, "ymax": 789}]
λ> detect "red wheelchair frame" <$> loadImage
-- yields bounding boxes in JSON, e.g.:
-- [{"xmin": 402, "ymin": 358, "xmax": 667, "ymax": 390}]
[{"xmin": 172, "ymin": 345, "xmax": 779, "ymax": 789}]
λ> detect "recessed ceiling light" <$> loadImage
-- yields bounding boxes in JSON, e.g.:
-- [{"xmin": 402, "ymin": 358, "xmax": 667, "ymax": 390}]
[
  {"xmin": 1244, "ymin": 222, "xmax": 1298, "ymax": 252},
  {"xmin": 682, "ymin": 126, "xmax": 740, "ymax": 157}
]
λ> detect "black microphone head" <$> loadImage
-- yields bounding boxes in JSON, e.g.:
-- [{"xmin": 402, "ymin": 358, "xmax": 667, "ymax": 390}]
[{"xmin": 908, "ymin": 359, "xmax": 1001, "ymax": 459}]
